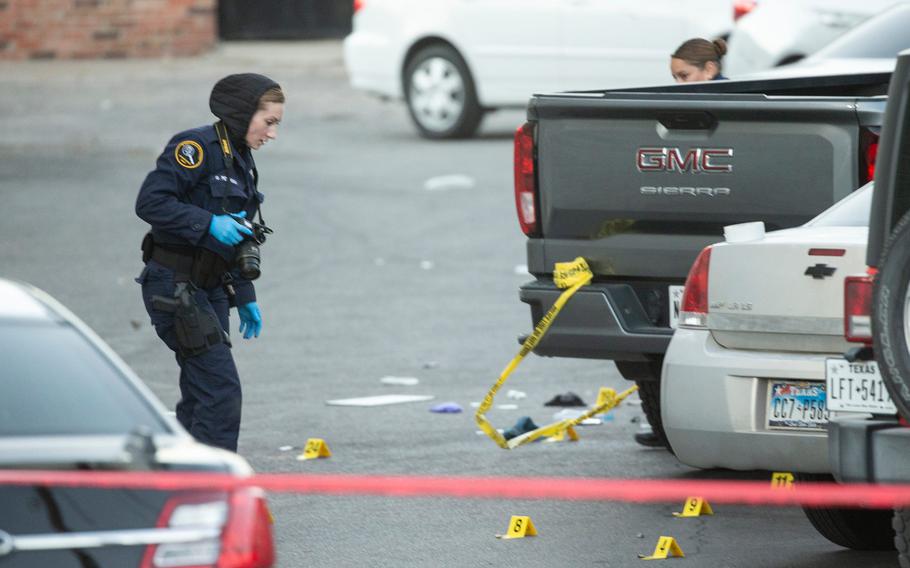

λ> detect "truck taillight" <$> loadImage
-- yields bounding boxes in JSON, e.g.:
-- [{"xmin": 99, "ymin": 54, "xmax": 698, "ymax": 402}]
[
  {"xmin": 353, "ymin": 0, "xmax": 364, "ymax": 13},
  {"xmin": 734, "ymin": 0, "xmax": 757, "ymax": 20},
  {"xmin": 860, "ymin": 128, "xmax": 880, "ymax": 184},
  {"xmin": 142, "ymin": 489, "xmax": 275, "ymax": 568},
  {"xmin": 844, "ymin": 274, "xmax": 873, "ymax": 343},
  {"xmin": 514, "ymin": 121, "xmax": 538, "ymax": 236},
  {"xmin": 680, "ymin": 246, "xmax": 712, "ymax": 328}
]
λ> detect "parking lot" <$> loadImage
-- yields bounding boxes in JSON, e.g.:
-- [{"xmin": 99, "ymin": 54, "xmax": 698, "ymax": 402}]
[{"xmin": 0, "ymin": 41, "xmax": 900, "ymax": 567}]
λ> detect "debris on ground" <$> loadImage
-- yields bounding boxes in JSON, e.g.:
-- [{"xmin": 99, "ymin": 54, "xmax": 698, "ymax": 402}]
[
  {"xmin": 325, "ymin": 394, "xmax": 434, "ymax": 407},
  {"xmin": 423, "ymin": 174, "xmax": 476, "ymax": 192},
  {"xmin": 503, "ymin": 416, "xmax": 538, "ymax": 440},
  {"xmin": 552, "ymin": 408, "xmax": 605, "ymax": 426},
  {"xmin": 506, "ymin": 389, "xmax": 527, "ymax": 400},
  {"xmin": 544, "ymin": 392, "xmax": 586, "ymax": 407},
  {"xmin": 380, "ymin": 376, "xmax": 420, "ymax": 386}
]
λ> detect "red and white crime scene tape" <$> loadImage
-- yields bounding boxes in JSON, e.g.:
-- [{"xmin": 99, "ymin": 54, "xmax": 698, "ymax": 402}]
[{"xmin": 4, "ymin": 471, "xmax": 910, "ymax": 509}]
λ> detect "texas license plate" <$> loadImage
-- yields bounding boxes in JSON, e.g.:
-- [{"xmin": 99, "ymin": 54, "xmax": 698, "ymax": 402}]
[
  {"xmin": 767, "ymin": 381, "xmax": 828, "ymax": 430},
  {"xmin": 825, "ymin": 358, "xmax": 896, "ymax": 414},
  {"xmin": 668, "ymin": 285, "xmax": 684, "ymax": 329}
]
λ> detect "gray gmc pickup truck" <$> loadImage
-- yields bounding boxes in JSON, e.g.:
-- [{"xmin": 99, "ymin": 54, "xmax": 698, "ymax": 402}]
[{"xmin": 516, "ymin": 72, "xmax": 890, "ymax": 446}]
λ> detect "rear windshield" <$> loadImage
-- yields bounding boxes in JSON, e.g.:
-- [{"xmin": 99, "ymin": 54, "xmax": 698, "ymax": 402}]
[
  {"xmin": 806, "ymin": 183, "xmax": 873, "ymax": 227},
  {"xmin": 0, "ymin": 322, "xmax": 168, "ymax": 436}
]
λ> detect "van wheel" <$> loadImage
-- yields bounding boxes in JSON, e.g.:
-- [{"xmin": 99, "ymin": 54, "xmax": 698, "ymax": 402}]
[
  {"xmin": 798, "ymin": 473, "xmax": 895, "ymax": 550},
  {"xmin": 404, "ymin": 44, "xmax": 483, "ymax": 139},
  {"xmin": 894, "ymin": 508, "xmax": 910, "ymax": 567},
  {"xmin": 615, "ymin": 360, "xmax": 671, "ymax": 450},
  {"xmin": 872, "ymin": 210, "xmax": 910, "ymax": 422}
]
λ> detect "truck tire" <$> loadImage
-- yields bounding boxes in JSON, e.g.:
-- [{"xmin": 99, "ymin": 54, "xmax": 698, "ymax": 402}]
[
  {"xmin": 615, "ymin": 359, "xmax": 672, "ymax": 450},
  {"xmin": 404, "ymin": 44, "xmax": 484, "ymax": 139},
  {"xmin": 873, "ymin": 209, "xmax": 910, "ymax": 422},
  {"xmin": 635, "ymin": 379, "xmax": 672, "ymax": 451},
  {"xmin": 894, "ymin": 508, "xmax": 910, "ymax": 567},
  {"xmin": 798, "ymin": 473, "xmax": 895, "ymax": 550}
]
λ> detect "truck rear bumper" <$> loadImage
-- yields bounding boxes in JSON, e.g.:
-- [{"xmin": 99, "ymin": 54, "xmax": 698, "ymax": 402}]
[
  {"xmin": 828, "ymin": 416, "xmax": 910, "ymax": 483},
  {"xmin": 519, "ymin": 279, "xmax": 673, "ymax": 361}
]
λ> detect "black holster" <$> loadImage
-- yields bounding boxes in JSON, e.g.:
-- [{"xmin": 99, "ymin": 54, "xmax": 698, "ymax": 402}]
[{"xmin": 152, "ymin": 283, "xmax": 229, "ymax": 358}]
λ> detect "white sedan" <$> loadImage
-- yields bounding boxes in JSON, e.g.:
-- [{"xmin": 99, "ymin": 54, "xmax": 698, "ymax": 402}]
[
  {"xmin": 343, "ymin": 0, "xmax": 732, "ymax": 139},
  {"xmin": 662, "ymin": 183, "xmax": 898, "ymax": 550},
  {"xmin": 663, "ymin": 183, "xmax": 894, "ymax": 473}
]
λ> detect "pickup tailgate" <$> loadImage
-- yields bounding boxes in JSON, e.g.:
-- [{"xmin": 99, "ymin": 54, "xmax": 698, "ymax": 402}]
[{"xmin": 531, "ymin": 93, "xmax": 871, "ymax": 278}]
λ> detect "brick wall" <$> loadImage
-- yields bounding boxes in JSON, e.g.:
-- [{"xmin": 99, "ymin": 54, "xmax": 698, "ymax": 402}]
[{"xmin": 0, "ymin": 0, "xmax": 216, "ymax": 60}]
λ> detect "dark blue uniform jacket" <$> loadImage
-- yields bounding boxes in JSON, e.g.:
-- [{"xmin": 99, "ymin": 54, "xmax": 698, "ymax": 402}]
[{"xmin": 136, "ymin": 124, "xmax": 263, "ymax": 306}]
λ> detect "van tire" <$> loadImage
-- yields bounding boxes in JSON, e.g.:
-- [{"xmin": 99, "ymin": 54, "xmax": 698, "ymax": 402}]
[
  {"xmin": 893, "ymin": 508, "xmax": 910, "ymax": 567},
  {"xmin": 798, "ymin": 473, "xmax": 895, "ymax": 550},
  {"xmin": 872, "ymin": 209, "xmax": 910, "ymax": 422}
]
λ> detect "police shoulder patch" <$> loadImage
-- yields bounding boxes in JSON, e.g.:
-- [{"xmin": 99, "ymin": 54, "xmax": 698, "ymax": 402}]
[{"xmin": 174, "ymin": 140, "xmax": 204, "ymax": 169}]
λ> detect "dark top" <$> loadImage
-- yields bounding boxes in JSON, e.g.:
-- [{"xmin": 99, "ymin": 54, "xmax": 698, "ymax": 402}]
[{"xmin": 135, "ymin": 124, "xmax": 263, "ymax": 305}]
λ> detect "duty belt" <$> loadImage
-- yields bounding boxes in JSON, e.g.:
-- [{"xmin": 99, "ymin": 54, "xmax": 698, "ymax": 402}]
[
  {"xmin": 150, "ymin": 245, "xmax": 228, "ymax": 290},
  {"xmin": 150, "ymin": 245, "xmax": 195, "ymax": 282}
]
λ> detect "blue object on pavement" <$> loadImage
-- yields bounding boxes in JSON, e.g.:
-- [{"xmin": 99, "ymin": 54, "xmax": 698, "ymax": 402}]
[{"xmin": 430, "ymin": 402, "xmax": 463, "ymax": 413}]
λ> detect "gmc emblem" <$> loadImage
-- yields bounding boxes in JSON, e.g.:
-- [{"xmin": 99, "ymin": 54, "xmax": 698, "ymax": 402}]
[{"xmin": 636, "ymin": 147, "xmax": 733, "ymax": 173}]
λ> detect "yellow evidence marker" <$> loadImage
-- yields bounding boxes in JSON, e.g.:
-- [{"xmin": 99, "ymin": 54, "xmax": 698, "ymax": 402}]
[
  {"xmin": 498, "ymin": 516, "xmax": 538, "ymax": 539},
  {"xmin": 545, "ymin": 426, "xmax": 580, "ymax": 442},
  {"xmin": 771, "ymin": 472, "xmax": 795, "ymax": 489},
  {"xmin": 296, "ymin": 438, "xmax": 332, "ymax": 460},
  {"xmin": 639, "ymin": 536, "xmax": 685, "ymax": 560},
  {"xmin": 672, "ymin": 497, "xmax": 714, "ymax": 518}
]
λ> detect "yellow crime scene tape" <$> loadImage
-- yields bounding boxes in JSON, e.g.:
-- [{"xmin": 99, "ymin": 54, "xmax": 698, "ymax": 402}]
[{"xmin": 476, "ymin": 257, "xmax": 638, "ymax": 449}]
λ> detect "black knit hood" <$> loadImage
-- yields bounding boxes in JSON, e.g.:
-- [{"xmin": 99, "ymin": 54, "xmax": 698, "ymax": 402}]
[{"xmin": 209, "ymin": 73, "xmax": 280, "ymax": 145}]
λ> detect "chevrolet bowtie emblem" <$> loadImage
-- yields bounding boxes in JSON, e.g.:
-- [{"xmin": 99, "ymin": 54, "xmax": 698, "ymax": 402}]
[{"xmin": 805, "ymin": 263, "xmax": 836, "ymax": 279}]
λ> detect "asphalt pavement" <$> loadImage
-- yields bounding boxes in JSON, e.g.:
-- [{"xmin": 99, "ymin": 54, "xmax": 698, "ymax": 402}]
[{"xmin": 0, "ymin": 41, "xmax": 898, "ymax": 567}]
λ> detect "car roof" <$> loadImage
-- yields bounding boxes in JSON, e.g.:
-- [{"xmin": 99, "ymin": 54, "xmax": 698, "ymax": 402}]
[{"xmin": 0, "ymin": 278, "xmax": 57, "ymax": 322}]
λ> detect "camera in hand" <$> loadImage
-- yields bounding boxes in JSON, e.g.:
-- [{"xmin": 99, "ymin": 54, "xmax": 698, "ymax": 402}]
[{"xmin": 235, "ymin": 218, "xmax": 273, "ymax": 280}]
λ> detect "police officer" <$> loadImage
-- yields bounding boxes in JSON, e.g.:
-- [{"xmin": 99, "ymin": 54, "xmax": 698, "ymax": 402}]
[{"xmin": 135, "ymin": 73, "xmax": 285, "ymax": 452}]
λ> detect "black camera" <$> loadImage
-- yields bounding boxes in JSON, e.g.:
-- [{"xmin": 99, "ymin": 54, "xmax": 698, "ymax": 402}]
[{"xmin": 235, "ymin": 219, "xmax": 273, "ymax": 280}]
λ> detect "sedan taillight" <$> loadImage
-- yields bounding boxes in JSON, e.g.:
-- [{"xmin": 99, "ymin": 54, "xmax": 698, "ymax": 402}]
[
  {"xmin": 514, "ymin": 121, "xmax": 539, "ymax": 236},
  {"xmin": 680, "ymin": 246, "xmax": 712, "ymax": 328},
  {"xmin": 844, "ymin": 274, "xmax": 873, "ymax": 343},
  {"xmin": 219, "ymin": 488, "xmax": 275, "ymax": 568},
  {"xmin": 734, "ymin": 0, "xmax": 757, "ymax": 20},
  {"xmin": 142, "ymin": 488, "xmax": 274, "ymax": 568}
]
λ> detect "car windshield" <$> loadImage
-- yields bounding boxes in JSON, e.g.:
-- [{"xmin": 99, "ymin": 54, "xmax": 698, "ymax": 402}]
[
  {"xmin": 806, "ymin": 183, "xmax": 873, "ymax": 227},
  {"xmin": 0, "ymin": 321, "xmax": 168, "ymax": 436},
  {"xmin": 810, "ymin": 6, "xmax": 910, "ymax": 60}
]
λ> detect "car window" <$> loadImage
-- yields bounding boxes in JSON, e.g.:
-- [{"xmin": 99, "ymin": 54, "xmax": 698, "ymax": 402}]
[
  {"xmin": 0, "ymin": 322, "xmax": 168, "ymax": 436},
  {"xmin": 811, "ymin": 6, "xmax": 910, "ymax": 60},
  {"xmin": 806, "ymin": 183, "xmax": 873, "ymax": 227}
]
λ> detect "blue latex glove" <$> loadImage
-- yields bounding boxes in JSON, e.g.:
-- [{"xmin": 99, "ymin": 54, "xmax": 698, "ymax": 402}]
[
  {"xmin": 209, "ymin": 211, "xmax": 253, "ymax": 246},
  {"xmin": 238, "ymin": 302, "xmax": 262, "ymax": 339}
]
